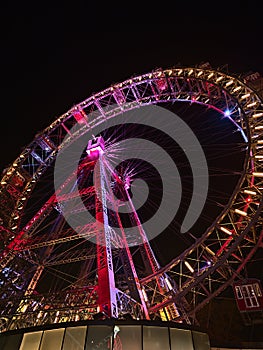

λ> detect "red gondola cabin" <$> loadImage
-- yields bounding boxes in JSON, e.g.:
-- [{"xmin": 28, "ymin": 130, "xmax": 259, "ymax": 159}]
[{"xmin": 233, "ymin": 279, "xmax": 263, "ymax": 312}]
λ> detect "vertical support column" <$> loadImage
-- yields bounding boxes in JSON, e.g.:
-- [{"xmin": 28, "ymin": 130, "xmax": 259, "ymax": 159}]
[
  {"xmin": 95, "ymin": 155, "xmax": 118, "ymax": 319},
  {"xmin": 113, "ymin": 208, "xmax": 150, "ymax": 320},
  {"xmin": 24, "ymin": 265, "xmax": 44, "ymax": 296},
  {"xmin": 124, "ymin": 186, "xmax": 161, "ymax": 277},
  {"xmin": 13, "ymin": 265, "xmax": 44, "ymax": 326},
  {"xmin": 100, "ymin": 158, "xmax": 150, "ymax": 320},
  {"xmin": 125, "ymin": 186, "xmax": 182, "ymax": 320}
]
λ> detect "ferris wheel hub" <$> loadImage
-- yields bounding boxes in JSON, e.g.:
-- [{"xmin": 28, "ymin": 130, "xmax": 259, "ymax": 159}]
[{"xmin": 86, "ymin": 136, "xmax": 105, "ymax": 160}]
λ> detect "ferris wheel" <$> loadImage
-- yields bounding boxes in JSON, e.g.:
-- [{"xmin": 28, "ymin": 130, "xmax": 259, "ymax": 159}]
[{"xmin": 0, "ymin": 65, "xmax": 262, "ymax": 332}]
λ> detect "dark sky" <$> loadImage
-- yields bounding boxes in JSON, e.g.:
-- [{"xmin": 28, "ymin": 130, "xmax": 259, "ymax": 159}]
[{"xmin": 1, "ymin": 2, "xmax": 263, "ymax": 173}]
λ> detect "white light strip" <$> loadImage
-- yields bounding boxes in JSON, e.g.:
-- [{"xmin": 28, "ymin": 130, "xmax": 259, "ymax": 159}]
[
  {"xmin": 233, "ymin": 86, "xmax": 242, "ymax": 92},
  {"xmin": 255, "ymin": 126, "xmax": 263, "ymax": 130},
  {"xmin": 244, "ymin": 190, "xmax": 257, "ymax": 195},
  {"xmin": 225, "ymin": 80, "xmax": 234, "ymax": 87},
  {"xmin": 253, "ymin": 112, "xmax": 263, "ymax": 118},
  {"xmin": 252, "ymin": 172, "xmax": 263, "ymax": 177},
  {"xmin": 142, "ymin": 288, "xmax": 148, "ymax": 302},
  {"xmin": 184, "ymin": 261, "xmax": 194, "ymax": 273},
  {"xmin": 204, "ymin": 246, "xmax": 215, "ymax": 255},
  {"xmin": 234, "ymin": 209, "xmax": 247, "ymax": 216},
  {"xmin": 247, "ymin": 102, "xmax": 257, "ymax": 108},
  {"xmin": 165, "ymin": 277, "xmax": 173, "ymax": 291},
  {"xmin": 241, "ymin": 93, "xmax": 250, "ymax": 99},
  {"xmin": 219, "ymin": 226, "xmax": 233, "ymax": 235},
  {"xmin": 216, "ymin": 76, "xmax": 223, "ymax": 82}
]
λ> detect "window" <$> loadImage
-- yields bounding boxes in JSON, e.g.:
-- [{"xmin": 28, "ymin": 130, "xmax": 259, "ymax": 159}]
[
  {"xmin": 62, "ymin": 326, "xmax": 87, "ymax": 350},
  {"xmin": 235, "ymin": 285, "xmax": 243, "ymax": 299},
  {"xmin": 2, "ymin": 333, "xmax": 23, "ymax": 350},
  {"xmin": 19, "ymin": 331, "xmax": 43, "ymax": 350},
  {"xmin": 113, "ymin": 325, "xmax": 141, "ymax": 350},
  {"xmin": 39, "ymin": 329, "xmax": 64, "ymax": 350},
  {"xmin": 143, "ymin": 326, "xmax": 170, "ymax": 350},
  {"xmin": 241, "ymin": 285, "xmax": 259, "ymax": 308},
  {"xmin": 170, "ymin": 328, "xmax": 193, "ymax": 350},
  {"xmin": 254, "ymin": 283, "xmax": 262, "ymax": 297},
  {"xmin": 85, "ymin": 325, "xmax": 113, "ymax": 350},
  {"xmin": 192, "ymin": 331, "xmax": 210, "ymax": 350}
]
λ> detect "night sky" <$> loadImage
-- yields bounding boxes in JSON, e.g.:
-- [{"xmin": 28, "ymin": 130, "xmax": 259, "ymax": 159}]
[
  {"xmin": 1, "ymin": 2, "xmax": 263, "ymax": 345},
  {"xmin": 1, "ymin": 2, "xmax": 263, "ymax": 173}
]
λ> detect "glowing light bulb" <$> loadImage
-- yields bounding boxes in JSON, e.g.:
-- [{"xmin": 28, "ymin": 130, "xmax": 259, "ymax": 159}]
[{"xmin": 224, "ymin": 109, "xmax": 231, "ymax": 117}]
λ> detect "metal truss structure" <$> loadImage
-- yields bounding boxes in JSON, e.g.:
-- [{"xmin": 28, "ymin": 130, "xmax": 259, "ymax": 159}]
[{"xmin": 0, "ymin": 65, "xmax": 262, "ymax": 332}]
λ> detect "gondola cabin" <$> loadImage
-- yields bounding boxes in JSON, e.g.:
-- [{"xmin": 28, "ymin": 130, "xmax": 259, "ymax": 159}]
[{"xmin": 233, "ymin": 279, "xmax": 263, "ymax": 312}]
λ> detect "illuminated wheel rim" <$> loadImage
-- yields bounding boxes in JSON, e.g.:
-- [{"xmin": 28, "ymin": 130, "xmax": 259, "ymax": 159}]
[{"xmin": 0, "ymin": 66, "xmax": 262, "ymax": 326}]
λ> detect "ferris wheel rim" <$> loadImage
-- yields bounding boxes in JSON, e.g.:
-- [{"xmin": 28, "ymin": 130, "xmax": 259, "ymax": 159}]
[
  {"xmin": 1, "ymin": 66, "xmax": 262, "ymax": 322},
  {"xmin": 2, "ymin": 66, "xmax": 262, "ymax": 261}
]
